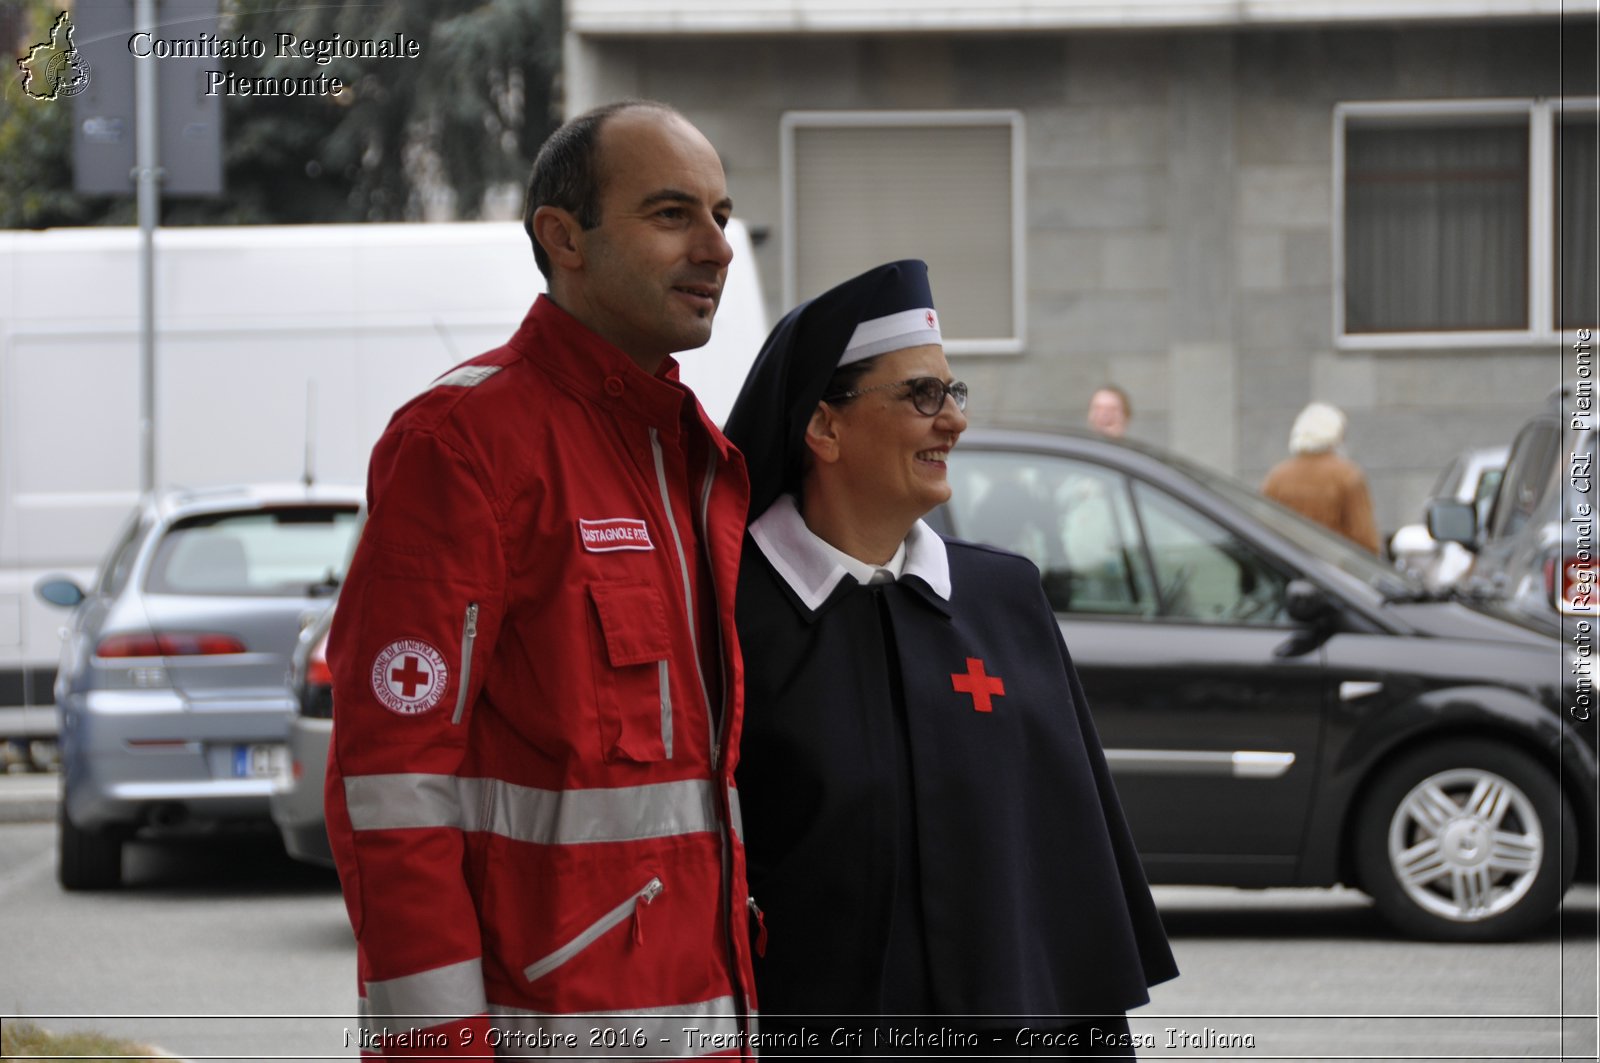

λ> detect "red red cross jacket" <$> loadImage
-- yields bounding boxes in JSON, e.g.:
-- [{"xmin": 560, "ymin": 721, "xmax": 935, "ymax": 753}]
[{"xmin": 324, "ymin": 296, "xmax": 757, "ymax": 1058}]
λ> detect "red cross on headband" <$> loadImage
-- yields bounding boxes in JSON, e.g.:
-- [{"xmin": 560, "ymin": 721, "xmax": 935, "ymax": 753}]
[{"xmin": 838, "ymin": 306, "xmax": 944, "ymax": 367}]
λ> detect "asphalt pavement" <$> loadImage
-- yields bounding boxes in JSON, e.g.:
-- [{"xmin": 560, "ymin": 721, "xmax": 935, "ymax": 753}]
[{"xmin": 0, "ymin": 765, "xmax": 60, "ymax": 823}]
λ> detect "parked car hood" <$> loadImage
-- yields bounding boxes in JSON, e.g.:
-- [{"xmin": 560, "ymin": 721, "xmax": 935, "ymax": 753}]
[{"xmin": 1384, "ymin": 598, "xmax": 1561, "ymax": 649}]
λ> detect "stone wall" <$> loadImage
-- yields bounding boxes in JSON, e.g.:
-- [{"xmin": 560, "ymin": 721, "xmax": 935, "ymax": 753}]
[{"xmin": 577, "ymin": 20, "xmax": 1590, "ymax": 533}]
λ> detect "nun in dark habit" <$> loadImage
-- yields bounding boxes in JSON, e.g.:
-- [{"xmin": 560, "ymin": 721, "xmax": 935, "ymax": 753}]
[{"xmin": 724, "ymin": 260, "xmax": 1176, "ymax": 1058}]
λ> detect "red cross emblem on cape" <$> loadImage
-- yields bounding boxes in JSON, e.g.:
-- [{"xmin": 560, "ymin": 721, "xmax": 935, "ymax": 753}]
[{"xmin": 951, "ymin": 657, "xmax": 1005, "ymax": 713}]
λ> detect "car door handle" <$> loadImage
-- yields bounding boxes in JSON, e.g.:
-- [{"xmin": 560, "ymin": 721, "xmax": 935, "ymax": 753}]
[{"xmin": 1340, "ymin": 680, "xmax": 1384, "ymax": 702}]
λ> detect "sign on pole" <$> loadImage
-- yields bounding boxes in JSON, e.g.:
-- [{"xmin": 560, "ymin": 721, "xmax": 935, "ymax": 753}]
[{"xmin": 72, "ymin": 0, "xmax": 224, "ymax": 197}]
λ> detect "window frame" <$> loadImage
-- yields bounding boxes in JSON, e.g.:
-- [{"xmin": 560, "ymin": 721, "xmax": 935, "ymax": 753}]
[
  {"xmin": 780, "ymin": 109, "xmax": 1027, "ymax": 355},
  {"xmin": 1333, "ymin": 97, "xmax": 1599, "ymax": 350}
]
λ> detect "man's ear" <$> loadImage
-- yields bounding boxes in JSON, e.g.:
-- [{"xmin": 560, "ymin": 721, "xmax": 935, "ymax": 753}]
[
  {"xmin": 803, "ymin": 403, "xmax": 842, "ymax": 466},
  {"xmin": 531, "ymin": 206, "xmax": 584, "ymax": 272}
]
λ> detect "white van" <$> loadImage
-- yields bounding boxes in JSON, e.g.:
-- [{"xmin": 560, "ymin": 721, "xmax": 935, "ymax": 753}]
[{"xmin": 0, "ymin": 220, "xmax": 767, "ymax": 757}]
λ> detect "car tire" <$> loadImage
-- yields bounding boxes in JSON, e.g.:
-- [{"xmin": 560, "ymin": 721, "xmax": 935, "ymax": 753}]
[
  {"xmin": 58, "ymin": 805, "xmax": 123, "ymax": 891},
  {"xmin": 1355, "ymin": 738, "xmax": 1577, "ymax": 941}
]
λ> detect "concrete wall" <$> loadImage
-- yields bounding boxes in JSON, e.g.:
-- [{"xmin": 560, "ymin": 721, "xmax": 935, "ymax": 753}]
[{"xmin": 572, "ymin": 20, "xmax": 1590, "ymax": 535}]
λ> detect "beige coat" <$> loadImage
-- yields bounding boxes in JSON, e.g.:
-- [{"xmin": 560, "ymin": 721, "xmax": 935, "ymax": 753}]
[{"xmin": 1261, "ymin": 451, "xmax": 1381, "ymax": 553}]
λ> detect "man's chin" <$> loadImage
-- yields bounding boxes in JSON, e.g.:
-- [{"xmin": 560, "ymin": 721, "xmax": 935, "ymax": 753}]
[{"xmin": 671, "ymin": 321, "xmax": 716, "ymax": 353}]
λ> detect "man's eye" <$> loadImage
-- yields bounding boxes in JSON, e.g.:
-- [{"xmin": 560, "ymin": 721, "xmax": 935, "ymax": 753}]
[{"xmin": 714, "ymin": 214, "xmax": 730, "ymax": 231}]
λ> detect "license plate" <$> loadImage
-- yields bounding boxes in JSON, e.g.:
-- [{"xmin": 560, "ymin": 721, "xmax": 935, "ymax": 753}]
[{"xmin": 233, "ymin": 743, "xmax": 287, "ymax": 780}]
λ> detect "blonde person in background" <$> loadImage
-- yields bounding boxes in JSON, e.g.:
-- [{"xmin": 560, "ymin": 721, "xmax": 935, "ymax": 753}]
[
  {"xmin": 1261, "ymin": 401, "xmax": 1381, "ymax": 553},
  {"xmin": 1086, "ymin": 384, "xmax": 1132, "ymax": 439}
]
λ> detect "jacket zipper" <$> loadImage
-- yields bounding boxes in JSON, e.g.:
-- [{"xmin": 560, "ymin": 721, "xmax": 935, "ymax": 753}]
[
  {"xmin": 649, "ymin": 429, "xmax": 717, "ymax": 767},
  {"xmin": 522, "ymin": 877, "xmax": 664, "ymax": 983},
  {"xmin": 698, "ymin": 454, "xmax": 727, "ymax": 766},
  {"xmin": 451, "ymin": 602, "xmax": 479, "ymax": 725}
]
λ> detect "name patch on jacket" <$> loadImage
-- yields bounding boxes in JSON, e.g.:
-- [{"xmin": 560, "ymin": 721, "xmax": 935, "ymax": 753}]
[
  {"xmin": 372, "ymin": 639, "xmax": 450, "ymax": 715},
  {"xmin": 578, "ymin": 517, "xmax": 654, "ymax": 553}
]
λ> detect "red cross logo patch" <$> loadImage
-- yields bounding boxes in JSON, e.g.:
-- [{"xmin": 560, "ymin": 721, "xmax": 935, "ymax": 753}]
[
  {"xmin": 925, "ymin": 309, "xmax": 938, "ymax": 330},
  {"xmin": 371, "ymin": 638, "xmax": 450, "ymax": 716},
  {"xmin": 951, "ymin": 657, "xmax": 1005, "ymax": 713}
]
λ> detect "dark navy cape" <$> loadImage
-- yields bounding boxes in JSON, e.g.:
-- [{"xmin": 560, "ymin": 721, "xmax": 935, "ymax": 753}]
[{"xmin": 734, "ymin": 505, "xmax": 1177, "ymax": 1030}]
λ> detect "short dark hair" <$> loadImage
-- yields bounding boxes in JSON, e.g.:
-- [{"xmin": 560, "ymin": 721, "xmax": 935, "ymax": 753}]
[
  {"xmin": 819, "ymin": 357, "xmax": 879, "ymax": 409},
  {"xmin": 522, "ymin": 99, "xmax": 683, "ymax": 280}
]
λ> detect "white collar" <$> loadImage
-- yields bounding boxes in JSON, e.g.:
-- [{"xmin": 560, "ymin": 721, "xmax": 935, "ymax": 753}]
[
  {"xmin": 816, "ymin": 534, "xmax": 906, "ymax": 587},
  {"xmin": 748, "ymin": 494, "xmax": 952, "ymax": 613}
]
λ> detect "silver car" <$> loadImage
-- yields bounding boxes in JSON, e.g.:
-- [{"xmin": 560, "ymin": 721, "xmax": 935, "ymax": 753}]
[
  {"xmin": 1388, "ymin": 443, "xmax": 1508, "ymax": 591},
  {"xmin": 36, "ymin": 484, "xmax": 362, "ymax": 890},
  {"xmin": 272, "ymin": 577, "xmax": 339, "ymax": 867}
]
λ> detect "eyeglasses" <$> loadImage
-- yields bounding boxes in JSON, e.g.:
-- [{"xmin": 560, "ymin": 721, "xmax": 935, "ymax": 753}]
[{"xmin": 824, "ymin": 377, "xmax": 969, "ymax": 416}]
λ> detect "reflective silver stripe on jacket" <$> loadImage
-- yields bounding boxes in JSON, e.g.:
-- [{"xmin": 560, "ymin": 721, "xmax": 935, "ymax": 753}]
[
  {"xmin": 345, "ymin": 774, "xmax": 721, "ymax": 845},
  {"xmin": 726, "ymin": 783, "xmax": 743, "ymax": 844},
  {"xmin": 344, "ymin": 772, "xmax": 464, "ymax": 830},
  {"xmin": 489, "ymin": 995, "xmax": 742, "ymax": 1058},
  {"xmin": 365, "ymin": 956, "xmax": 486, "ymax": 1023}
]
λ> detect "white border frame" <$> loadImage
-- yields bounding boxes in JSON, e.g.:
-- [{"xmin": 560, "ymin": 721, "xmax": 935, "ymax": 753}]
[
  {"xmin": 1333, "ymin": 97, "xmax": 1600, "ymax": 351},
  {"xmin": 780, "ymin": 109, "xmax": 1027, "ymax": 356}
]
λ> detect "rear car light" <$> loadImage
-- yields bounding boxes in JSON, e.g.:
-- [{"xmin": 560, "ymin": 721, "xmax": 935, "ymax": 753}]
[
  {"xmin": 299, "ymin": 633, "xmax": 335, "ymax": 719},
  {"xmin": 96, "ymin": 632, "xmax": 248, "ymax": 657}
]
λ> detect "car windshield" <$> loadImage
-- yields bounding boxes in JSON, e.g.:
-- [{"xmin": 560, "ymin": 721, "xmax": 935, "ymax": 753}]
[
  {"xmin": 1153, "ymin": 450, "xmax": 1418, "ymax": 597},
  {"xmin": 145, "ymin": 505, "xmax": 361, "ymax": 596}
]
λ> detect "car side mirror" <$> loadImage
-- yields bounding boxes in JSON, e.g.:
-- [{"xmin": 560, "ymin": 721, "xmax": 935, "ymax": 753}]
[
  {"xmin": 1426, "ymin": 498, "xmax": 1478, "ymax": 549},
  {"xmin": 35, "ymin": 576, "xmax": 86, "ymax": 608},
  {"xmin": 1285, "ymin": 579, "xmax": 1332, "ymax": 623}
]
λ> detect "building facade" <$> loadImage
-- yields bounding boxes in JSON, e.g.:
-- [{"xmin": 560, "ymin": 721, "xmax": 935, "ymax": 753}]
[{"xmin": 565, "ymin": 1, "xmax": 1598, "ymax": 533}]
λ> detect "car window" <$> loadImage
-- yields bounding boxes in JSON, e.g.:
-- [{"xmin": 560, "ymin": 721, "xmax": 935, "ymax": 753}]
[
  {"xmin": 1429, "ymin": 455, "xmax": 1465, "ymax": 501},
  {"xmin": 96, "ymin": 511, "xmax": 147, "ymax": 596},
  {"xmin": 1131, "ymin": 482, "xmax": 1290, "ymax": 626},
  {"xmin": 1486, "ymin": 419, "xmax": 1561, "ymax": 542},
  {"xmin": 948, "ymin": 450, "xmax": 1290, "ymax": 624},
  {"xmin": 145, "ymin": 505, "xmax": 360, "ymax": 596},
  {"xmin": 1149, "ymin": 448, "xmax": 1415, "ymax": 597},
  {"xmin": 947, "ymin": 451, "xmax": 1156, "ymax": 616}
]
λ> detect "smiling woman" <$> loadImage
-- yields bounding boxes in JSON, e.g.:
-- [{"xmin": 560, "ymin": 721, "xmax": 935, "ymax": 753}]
[{"xmin": 723, "ymin": 260, "xmax": 1177, "ymax": 1055}]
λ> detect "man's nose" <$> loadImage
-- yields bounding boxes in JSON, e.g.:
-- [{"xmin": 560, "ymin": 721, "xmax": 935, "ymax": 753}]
[{"xmin": 694, "ymin": 216, "xmax": 734, "ymax": 268}]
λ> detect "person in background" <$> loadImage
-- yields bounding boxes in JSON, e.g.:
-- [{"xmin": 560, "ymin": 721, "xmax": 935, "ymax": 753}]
[
  {"xmin": 1261, "ymin": 401, "xmax": 1381, "ymax": 553},
  {"xmin": 1087, "ymin": 384, "xmax": 1132, "ymax": 439},
  {"xmin": 322, "ymin": 100, "xmax": 758, "ymax": 1056},
  {"xmin": 724, "ymin": 260, "xmax": 1177, "ymax": 1058}
]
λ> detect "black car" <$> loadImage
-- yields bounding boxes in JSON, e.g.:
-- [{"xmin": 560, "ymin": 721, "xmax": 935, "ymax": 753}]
[{"xmin": 928, "ymin": 428, "xmax": 1596, "ymax": 941}]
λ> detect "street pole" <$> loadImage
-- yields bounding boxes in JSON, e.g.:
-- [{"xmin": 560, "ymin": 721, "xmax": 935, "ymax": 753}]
[{"xmin": 135, "ymin": 0, "xmax": 159, "ymax": 493}]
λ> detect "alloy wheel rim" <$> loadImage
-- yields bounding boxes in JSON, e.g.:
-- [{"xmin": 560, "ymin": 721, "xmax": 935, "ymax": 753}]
[{"xmin": 1386, "ymin": 767, "xmax": 1543, "ymax": 923}]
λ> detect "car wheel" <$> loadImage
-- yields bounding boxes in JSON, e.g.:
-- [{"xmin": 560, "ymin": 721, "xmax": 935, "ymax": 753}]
[
  {"xmin": 58, "ymin": 804, "xmax": 123, "ymax": 891},
  {"xmin": 1356, "ymin": 739, "xmax": 1577, "ymax": 941}
]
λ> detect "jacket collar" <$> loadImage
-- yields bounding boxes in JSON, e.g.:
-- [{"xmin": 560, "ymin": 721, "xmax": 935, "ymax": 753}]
[
  {"xmin": 749, "ymin": 494, "xmax": 951, "ymax": 615},
  {"xmin": 509, "ymin": 295, "xmax": 732, "ymax": 457}
]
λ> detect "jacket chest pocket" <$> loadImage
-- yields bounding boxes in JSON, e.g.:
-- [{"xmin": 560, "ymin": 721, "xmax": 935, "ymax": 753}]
[{"xmin": 588, "ymin": 580, "xmax": 675, "ymax": 762}]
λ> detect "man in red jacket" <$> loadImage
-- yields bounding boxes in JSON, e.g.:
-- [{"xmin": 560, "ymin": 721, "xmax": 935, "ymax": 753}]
[{"xmin": 324, "ymin": 100, "xmax": 758, "ymax": 1059}]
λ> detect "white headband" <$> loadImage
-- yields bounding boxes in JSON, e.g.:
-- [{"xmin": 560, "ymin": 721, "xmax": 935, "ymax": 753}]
[{"xmin": 838, "ymin": 307, "xmax": 943, "ymax": 367}]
